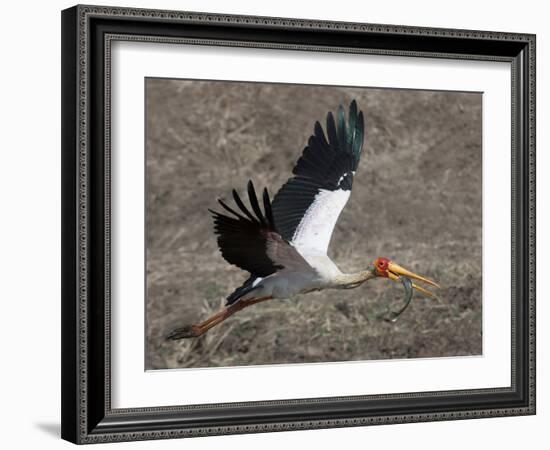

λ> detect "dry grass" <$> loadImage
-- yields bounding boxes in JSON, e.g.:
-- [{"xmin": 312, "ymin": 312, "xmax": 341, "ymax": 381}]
[{"xmin": 145, "ymin": 79, "xmax": 482, "ymax": 369}]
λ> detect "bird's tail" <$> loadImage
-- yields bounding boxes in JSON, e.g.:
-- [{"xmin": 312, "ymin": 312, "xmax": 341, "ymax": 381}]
[{"xmin": 226, "ymin": 275, "xmax": 259, "ymax": 305}]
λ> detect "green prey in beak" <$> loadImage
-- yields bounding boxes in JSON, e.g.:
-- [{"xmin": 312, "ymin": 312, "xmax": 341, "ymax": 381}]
[{"xmin": 372, "ymin": 257, "xmax": 440, "ymax": 321}]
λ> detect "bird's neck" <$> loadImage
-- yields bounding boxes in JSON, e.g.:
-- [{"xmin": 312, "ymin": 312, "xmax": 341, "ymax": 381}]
[{"xmin": 333, "ymin": 269, "xmax": 376, "ymax": 288}]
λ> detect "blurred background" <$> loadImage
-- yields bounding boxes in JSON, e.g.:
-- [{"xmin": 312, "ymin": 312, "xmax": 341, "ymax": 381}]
[{"xmin": 145, "ymin": 78, "xmax": 482, "ymax": 369}]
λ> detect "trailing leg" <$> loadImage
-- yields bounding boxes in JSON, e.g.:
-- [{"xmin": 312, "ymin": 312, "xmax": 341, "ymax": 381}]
[{"xmin": 166, "ymin": 296, "xmax": 273, "ymax": 340}]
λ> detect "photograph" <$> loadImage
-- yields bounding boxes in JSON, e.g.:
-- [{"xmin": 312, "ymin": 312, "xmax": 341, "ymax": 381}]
[{"xmin": 145, "ymin": 79, "xmax": 482, "ymax": 370}]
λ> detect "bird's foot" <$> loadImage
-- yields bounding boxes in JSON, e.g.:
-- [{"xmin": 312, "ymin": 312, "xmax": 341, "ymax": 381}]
[{"xmin": 165, "ymin": 324, "xmax": 201, "ymax": 340}]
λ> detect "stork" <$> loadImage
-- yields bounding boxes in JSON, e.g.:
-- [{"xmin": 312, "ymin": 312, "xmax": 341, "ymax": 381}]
[{"xmin": 167, "ymin": 100, "xmax": 439, "ymax": 340}]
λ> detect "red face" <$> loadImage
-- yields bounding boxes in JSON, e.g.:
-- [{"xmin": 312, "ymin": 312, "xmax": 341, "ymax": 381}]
[{"xmin": 374, "ymin": 257, "xmax": 391, "ymax": 277}]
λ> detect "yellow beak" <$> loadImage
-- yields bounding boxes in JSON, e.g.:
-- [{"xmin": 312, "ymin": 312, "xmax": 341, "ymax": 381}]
[{"xmin": 386, "ymin": 261, "xmax": 440, "ymax": 298}]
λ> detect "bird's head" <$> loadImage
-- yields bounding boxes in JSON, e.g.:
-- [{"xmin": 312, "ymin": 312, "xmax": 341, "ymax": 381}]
[{"xmin": 372, "ymin": 256, "xmax": 440, "ymax": 299}]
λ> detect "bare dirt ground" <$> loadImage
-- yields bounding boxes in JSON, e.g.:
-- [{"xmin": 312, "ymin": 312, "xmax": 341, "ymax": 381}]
[{"xmin": 145, "ymin": 79, "xmax": 482, "ymax": 369}]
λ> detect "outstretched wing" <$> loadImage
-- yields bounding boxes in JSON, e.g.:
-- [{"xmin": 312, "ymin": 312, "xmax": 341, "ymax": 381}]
[
  {"xmin": 210, "ymin": 180, "xmax": 310, "ymax": 278},
  {"xmin": 271, "ymin": 100, "xmax": 365, "ymax": 254}
]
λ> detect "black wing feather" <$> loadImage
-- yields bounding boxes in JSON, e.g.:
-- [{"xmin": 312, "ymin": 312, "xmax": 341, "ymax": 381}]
[
  {"xmin": 263, "ymin": 188, "xmax": 276, "ymax": 229},
  {"xmin": 326, "ymin": 111, "xmax": 338, "ymax": 148},
  {"xmin": 217, "ymin": 198, "xmax": 247, "ymax": 221},
  {"xmin": 272, "ymin": 100, "xmax": 365, "ymax": 243},
  {"xmin": 210, "ymin": 181, "xmax": 283, "ymax": 278},
  {"xmin": 232, "ymin": 188, "xmax": 258, "ymax": 223},
  {"xmin": 337, "ymin": 105, "xmax": 346, "ymax": 148},
  {"xmin": 247, "ymin": 180, "xmax": 267, "ymax": 227}
]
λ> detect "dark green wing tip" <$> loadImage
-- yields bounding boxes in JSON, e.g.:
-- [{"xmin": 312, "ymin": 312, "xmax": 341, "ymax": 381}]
[
  {"xmin": 349, "ymin": 100, "xmax": 361, "ymax": 125},
  {"xmin": 320, "ymin": 100, "xmax": 365, "ymax": 158},
  {"xmin": 338, "ymin": 104, "xmax": 346, "ymax": 115},
  {"xmin": 353, "ymin": 110, "xmax": 365, "ymax": 161}
]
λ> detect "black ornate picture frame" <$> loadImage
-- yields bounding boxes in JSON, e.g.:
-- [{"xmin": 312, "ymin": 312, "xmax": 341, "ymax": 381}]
[{"xmin": 61, "ymin": 4, "xmax": 536, "ymax": 444}]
